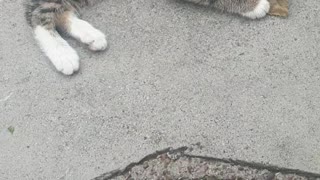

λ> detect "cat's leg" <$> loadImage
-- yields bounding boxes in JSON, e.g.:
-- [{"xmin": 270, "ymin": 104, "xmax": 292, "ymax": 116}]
[
  {"xmin": 56, "ymin": 11, "xmax": 107, "ymax": 51},
  {"xmin": 27, "ymin": 4, "xmax": 79, "ymax": 75},
  {"xmin": 34, "ymin": 27, "xmax": 80, "ymax": 75},
  {"xmin": 241, "ymin": 0, "xmax": 270, "ymax": 19},
  {"xmin": 182, "ymin": 0, "xmax": 212, "ymax": 6},
  {"xmin": 213, "ymin": 0, "xmax": 270, "ymax": 19}
]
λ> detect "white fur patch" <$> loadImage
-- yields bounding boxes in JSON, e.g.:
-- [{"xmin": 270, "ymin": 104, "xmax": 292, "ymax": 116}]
[
  {"xmin": 242, "ymin": 0, "xmax": 270, "ymax": 19},
  {"xmin": 69, "ymin": 15, "xmax": 107, "ymax": 51},
  {"xmin": 34, "ymin": 26, "xmax": 79, "ymax": 75}
]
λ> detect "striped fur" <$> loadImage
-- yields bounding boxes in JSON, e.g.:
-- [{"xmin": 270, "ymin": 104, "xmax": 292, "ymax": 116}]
[{"xmin": 25, "ymin": 0, "xmax": 270, "ymax": 75}]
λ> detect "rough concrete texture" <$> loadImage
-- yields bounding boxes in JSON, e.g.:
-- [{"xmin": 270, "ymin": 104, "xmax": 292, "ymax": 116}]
[
  {"xmin": 94, "ymin": 147, "xmax": 320, "ymax": 180},
  {"xmin": 0, "ymin": 0, "xmax": 320, "ymax": 179}
]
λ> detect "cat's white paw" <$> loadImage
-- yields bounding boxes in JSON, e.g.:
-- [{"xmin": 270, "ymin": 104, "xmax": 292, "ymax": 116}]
[
  {"xmin": 50, "ymin": 46, "xmax": 80, "ymax": 75},
  {"xmin": 34, "ymin": 26, "xmax": 80, "ymax": 75},
  {"xmin": 86, "ymin": 31, "xmax": 108, "ymax": 51},
  {"xmin": 242, "ymin": 0, "xmax": 270, "ymax": 19},
  {"xmin": 69, "ymin": 17, "xmax": 108, "ymax": 51}
]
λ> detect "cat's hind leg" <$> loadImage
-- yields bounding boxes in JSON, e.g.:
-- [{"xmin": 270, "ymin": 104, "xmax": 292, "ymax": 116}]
[
  {"xmin": 56, "ymin": 12, "xmax": 107, "ymax": 51},
  {"xmin": 241, "ymin": 0, "xmax": 270, "ymax": 19},
  {"xmin": 27, "ymin": 4, "xmax": 80, "ymax": 75},
  {"xmin": 212, "ymin": 0, "xmax": 270, "ymax": 19}
]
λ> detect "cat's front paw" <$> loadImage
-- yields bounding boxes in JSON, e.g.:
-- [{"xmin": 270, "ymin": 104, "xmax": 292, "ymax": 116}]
[
  {"xmin": 77, "ymin": 28, "xmax": 108, "ymax": 51},
  {"xmin": 47, "ymin": 46, "xmax": 80, "ymax": 75},
  {"xmin": 87, "ymin": 32, "xmax": 108, "ymax": 51},
  {"xmin": 68, "ymin": 17, "xmax": 108, "ymax": 51},
  {"xmin": 34, "ymin": 26, "xmax": 80, "ymax": 75},
  {"xmin": 242, "ymin": 0, "xmax": 270, "ymax": 19}
]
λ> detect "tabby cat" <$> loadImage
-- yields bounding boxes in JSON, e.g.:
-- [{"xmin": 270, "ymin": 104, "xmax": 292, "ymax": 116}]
[{"xmin": 26, "ymin": 0, "xmax": 270, "ymax": 75}]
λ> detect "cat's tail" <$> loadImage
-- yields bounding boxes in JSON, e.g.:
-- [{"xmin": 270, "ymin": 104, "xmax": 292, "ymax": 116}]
[{"xmin": 26, "ymin": 2, "xmax": 79, "ymax": 75}]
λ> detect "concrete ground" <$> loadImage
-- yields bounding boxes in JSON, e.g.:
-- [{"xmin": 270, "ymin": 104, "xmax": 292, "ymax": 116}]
[
  {"xmin": 0, "ymin": 0, "xmax": 319, "ymax": 179},
  {"xmin": 94, "ymin": 147, "xmax": 320, "ymax": 179}
]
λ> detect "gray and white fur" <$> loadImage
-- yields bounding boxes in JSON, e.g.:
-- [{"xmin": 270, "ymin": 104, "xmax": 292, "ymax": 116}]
[{"xmin": 26, "ymin": 0, "xmax": 270, "ymax": 75}]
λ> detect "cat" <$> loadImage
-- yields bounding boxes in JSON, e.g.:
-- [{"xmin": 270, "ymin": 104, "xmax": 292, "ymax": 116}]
[{"xmin": 26, "ymin": 0, "xmax": 270, "ymax": 75}]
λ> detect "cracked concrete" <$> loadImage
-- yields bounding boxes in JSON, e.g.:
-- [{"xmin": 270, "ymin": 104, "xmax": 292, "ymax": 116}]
[
  {"xmin": 93, "ymin": 147, "xmax": 320, "ymax": 180},
  {"xmin": 0, "ymin": 0, "xmax": 320, "ymax": 179}
]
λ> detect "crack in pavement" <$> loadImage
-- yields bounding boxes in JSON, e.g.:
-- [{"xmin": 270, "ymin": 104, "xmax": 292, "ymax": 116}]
[{"xmin": 93, "ymin": 146, "xmax": 320, "ymax": 180}]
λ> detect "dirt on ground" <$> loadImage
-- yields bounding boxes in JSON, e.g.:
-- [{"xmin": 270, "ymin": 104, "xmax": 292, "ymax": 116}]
[{"xmin": 93, "ymin": 147, "xmax": 320, "ymax": 180}]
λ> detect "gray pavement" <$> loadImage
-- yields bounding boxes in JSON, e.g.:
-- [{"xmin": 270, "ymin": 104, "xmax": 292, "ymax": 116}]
[{"xmin": 0, "ymin": 0, "xmax": 320, "ymax": 179}]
